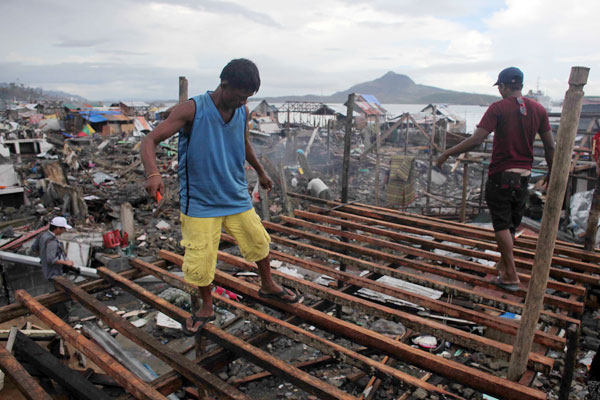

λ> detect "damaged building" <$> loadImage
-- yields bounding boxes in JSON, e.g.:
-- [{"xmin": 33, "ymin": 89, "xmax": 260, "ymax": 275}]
[{"xmin": 0, "ymin": 79, "xmax": 599, "ymax": 400}]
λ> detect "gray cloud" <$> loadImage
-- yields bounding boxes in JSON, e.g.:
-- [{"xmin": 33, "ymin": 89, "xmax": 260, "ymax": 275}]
[
  {"xmin": 336, "ymin": 0, "xmax": 502, "ymax": 18},
  {"xmin": 136, "ymin": 0, "xmax": 282, "ymax": 27},
  {"xmin": 54, "ymin": 39, "xmax": 108, "ymax": 48}
]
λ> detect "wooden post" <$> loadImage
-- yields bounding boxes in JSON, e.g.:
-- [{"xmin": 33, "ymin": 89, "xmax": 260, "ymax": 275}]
[
  {"xmin": 327, "ymin": 120, "xmax": 331, "ymax": 163},
  {"xmin": 584, "ymin": 176, "xmax": 600, "ymax": 250},
  {"xmin": 375, "ymin": 118, "xmax": 381, "ymax": 206},
  {"xmin": 460, "ymin": 160, "xmax": 469, "ymax": 222},
  {"xmin": 426, "ymin": 106, "xmax": 437, "ymax": 208},
  {"xmin": 279, "ymin": 162, "xmax": 294, "ymax": 217},
  {"xmin": 287, "ymin": 109, "xmax": 292, "ymax": 160},
  {"xmin": 558, "ymin": 323, "xmax": 581, "ymax": 400},
  {"xmin": 341, "ymin": 94, "xmax": 355, "ymax": 203},
  {"xmin": 507, "ymin": 66, "xmax": 589, "ymax": 381},
  {"xmin": 480, "ymin": 141, "xmax": 487, "ymax": 210},
  {"xmin": 404, "ymin": 115, "xmax": 409, "ymax": 155},
  {"xmin": 441, "ymin": 120, "xmax": 448, "ymax": 152},
  {"xmin": 338, "ymin": 93, "xmax": 354, "ymax": 319},
  {"xmin": 178, "ymin": 76, "xmax": 188, "ymax": 104},
  {"xmin": 260, "ymin": 186, "xmax": 270, "ymax": 222},
  {"xmin": 119, "ymin": 202, "xmax": 135, "ymax": 243}
]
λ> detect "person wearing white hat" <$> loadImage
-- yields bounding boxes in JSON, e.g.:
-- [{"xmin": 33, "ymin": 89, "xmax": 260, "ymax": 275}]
[{"xmin": 32, "ymin": 216, "xmax": 75, "ymax": 280}]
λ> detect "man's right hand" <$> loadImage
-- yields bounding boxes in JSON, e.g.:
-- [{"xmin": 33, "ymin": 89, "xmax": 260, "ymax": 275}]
[{"xmin": 145, "ymin": 175, "xmax": 164, "ymax": 200}]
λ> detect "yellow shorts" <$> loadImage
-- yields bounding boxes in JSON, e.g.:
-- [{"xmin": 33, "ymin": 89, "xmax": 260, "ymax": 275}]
[{"xmin": 180, "ymin": 208, "xmax": 271, "ymax": 287}]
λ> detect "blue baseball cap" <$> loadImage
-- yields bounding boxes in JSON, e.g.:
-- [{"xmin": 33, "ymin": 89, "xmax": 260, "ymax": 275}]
[{"xmin": 493, "ymin": 67, "xmax": 524, "ymax": 86}]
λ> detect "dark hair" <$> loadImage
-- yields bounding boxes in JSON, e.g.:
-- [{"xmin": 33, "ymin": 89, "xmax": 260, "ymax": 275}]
[
  {"xmin": 49, "ymin": 224, "xmax": 60, "ymax": 232},
  {"xmin": 220, "ymin": 58, "xmax": 260, "ymax": 92},
  {"xmin": 502, "ymin": 82, "xmax": 523, "ymax": 91}
]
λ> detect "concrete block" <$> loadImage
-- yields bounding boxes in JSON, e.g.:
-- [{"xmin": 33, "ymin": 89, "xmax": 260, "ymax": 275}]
[{"xmin": 94, "ymin": 253, "xmax": 130, "ymax": 272}]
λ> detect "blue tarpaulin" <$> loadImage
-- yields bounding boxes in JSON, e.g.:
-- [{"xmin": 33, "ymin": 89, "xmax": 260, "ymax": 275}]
[
  {"xmin": 82, "ymin": 114, "xmax": 108, "ymax": 123},
  {"xmin": 80, "ymin": 110, "xmax": 121, "ymax": 123}
]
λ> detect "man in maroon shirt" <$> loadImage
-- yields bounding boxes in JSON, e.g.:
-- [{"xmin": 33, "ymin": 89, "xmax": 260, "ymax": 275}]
[{"xmin": 436, "ymin": 67, "xmax": 555, "ymax": 291}]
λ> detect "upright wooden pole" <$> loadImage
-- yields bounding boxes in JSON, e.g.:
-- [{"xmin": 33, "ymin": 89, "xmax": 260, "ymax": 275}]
[
  {"xmin": 479, "ymin": 141, "xmax": 487, "ymax": 210},
  {"xmin": 460, "ymin": 160, "xmax": 469, "ymax": 222},
  {"xmin": 338, "ymin": 93, "xmax": 354, "ymax": 319},
  {"xmin": 178, "ymin": 76, "xmax": 188, "ymax": 104},
  {"xmin": 441, "ymin": 120, "xmax": 448, "ymax": 153},
  {"xmin": 375, "ymin": 118, "xmax": 381, "ymax": 206},
  {"xmin": 507, "ymin": 66, "xmax": 589, "ymax": 381},
  {"xmin": 327, "ymin": 120, "xmax": 331, "ymax": 163},
  {"xmin": 426, "ymin": 106, "xmax": 437, "ymax": 208},
  {"xmin": 404, "ymin": 115, "xmax": 409, "ymax": 155},
  {"xmin": 341, "ymin": 94, "xmax": 355, "ymax": 203},
  {"xmin": 584, "ymin": 176, "xmax": 600, "ymax": 250},
  {"xmin": 260, "ymin": 187, "xmax": 270, "ymax": 222},
  {"xmin": 119, "ymin": 202, "xmax": 135, "ymax": 243},
  {"xmin": 279, "ymin": 162, "xmax": 293, "ymax": 217},
  {"xmin": 287, "ymin": 109, "xmax": 292, "ymax": 160}
]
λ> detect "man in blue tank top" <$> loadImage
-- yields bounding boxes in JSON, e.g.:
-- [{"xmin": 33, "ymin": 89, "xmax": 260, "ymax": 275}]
[{"xmin": 141, "ymin": 59, "xmax": 302, "ymax": 335}]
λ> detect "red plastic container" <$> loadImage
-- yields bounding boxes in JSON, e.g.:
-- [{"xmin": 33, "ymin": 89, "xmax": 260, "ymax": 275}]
[{"xmin": 103, "ymin": 230, "xmax": 122, "ymax": 249}]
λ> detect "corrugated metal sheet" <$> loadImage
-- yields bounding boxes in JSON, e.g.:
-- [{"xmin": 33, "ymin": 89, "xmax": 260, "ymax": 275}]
[{"xmin": 104, "ymin": 114, "xmax": 131, "ymax": 122}]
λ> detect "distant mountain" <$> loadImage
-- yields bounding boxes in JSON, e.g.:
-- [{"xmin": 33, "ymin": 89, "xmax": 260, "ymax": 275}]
[
  {"xmin": 259, "ymin": 71, "xmax": 499, "ymax": 105},
  {"xmin": 0, "ymin": 82, "xmax": 87, "ymax": 103}
]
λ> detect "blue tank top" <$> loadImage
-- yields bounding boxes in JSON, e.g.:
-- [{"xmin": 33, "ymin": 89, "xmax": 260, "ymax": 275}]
[{"xmin": 178, "ymin": 92, "xmax": 252, "ymax": 217}]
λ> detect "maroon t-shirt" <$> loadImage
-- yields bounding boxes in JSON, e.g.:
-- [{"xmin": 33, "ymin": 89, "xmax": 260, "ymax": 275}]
[{"xmin": 477, "ymin": 96, "xmax": 551, "ymax": 176}]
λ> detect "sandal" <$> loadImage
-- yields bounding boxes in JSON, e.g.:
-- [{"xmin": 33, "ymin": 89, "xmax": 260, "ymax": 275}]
[
  {"xmin": 258, "ymin": 288, "xmax": 303, "ymax": 304},
  {"xmin": 181, "ymin": 314, "xmax": 216, "ymax": 336},
  {"xmin": 492, "ymin": 277, "xmax": 520, "ymax": 292}
]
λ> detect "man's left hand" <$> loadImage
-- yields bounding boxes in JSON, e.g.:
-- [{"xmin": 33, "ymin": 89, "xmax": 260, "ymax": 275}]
[
  {"xmin": 541, "ymin": 172, "xmax": 551, "ymax": 190},
  {"xmin": 258, "ymin": 172, "xmax": 273, "ymax": 191},
  {"xmin": 436, "ymin": 152, "xmax": 449, "ymax": 169}
]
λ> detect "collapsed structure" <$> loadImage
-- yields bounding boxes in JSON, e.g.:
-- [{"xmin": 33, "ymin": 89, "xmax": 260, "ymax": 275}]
[{"xmin": 0, "ymin": 80, "xmax": 599, "ymax": 399}]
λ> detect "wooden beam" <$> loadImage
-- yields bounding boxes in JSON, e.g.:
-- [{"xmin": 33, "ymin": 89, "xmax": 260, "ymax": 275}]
[
  {"xmin": 160, "ymin": 250, "xmax": 546, "ymax": 400},
  {"xmin": 12, "ymin": 330, "xmax": 111, "ymax": 400},
  {"xmin": 52, "ymin": 276, "xmax": 250, "ymax": 400},
  {"xmin": 360, "ymin": 114, "xmax": 407, "ymax": 160},
  {"xmin": 270, "ymin": 217, "xmax": 583, "ymax": 315},
  {"xmin": 507, "ymin": 66, "xmax": 589, "ymax": 381},
  {"xmin": 96, "ymin": 266, "xmax": 355, "ymax": 400},
  {"xmin": 128, "ymin": 258, "xmax": 461, "ymax": 399},
  {"xmin": 301, "ymin": 206, "xmax": 588, "ymax": 297},
  {"xmin": 269, "ymin": 228, "xmax": 577, "ymax": 327},
  {"xmin": 14, "ymin": 289, "xmax": 169, "ymax": 400},
  {"xmin": 0, "ymin": 344, "xmax": 52, "ymax": 400}
]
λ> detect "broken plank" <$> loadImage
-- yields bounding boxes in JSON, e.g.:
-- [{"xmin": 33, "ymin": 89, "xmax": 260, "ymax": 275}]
[
  {"xmin": 96, "ymin": 266, "xmax": 356, "ymax": 400},
  {"xmin": 14, "ymin": 289, "xmax": 169, "ymax": 400},
  {"xmin": 127, "ymin": 257, "xmax": 463, "ymax": 399},
  {"xmin": 52, "ymin": 276, "xmax": 250, "ymax": 400},
  {"xmin": 161, "ymin": 250, "xmax": 547, "ymax": 400},
  {"xmin": 0, "ymin": 344, "xmax": 52, "ymax": 400},
  {"xmin": 12, "ymin": 330, "xmax": 111, "ymax": 400}
]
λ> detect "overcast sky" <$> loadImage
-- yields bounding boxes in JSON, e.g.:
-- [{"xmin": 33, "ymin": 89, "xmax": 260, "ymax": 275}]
[{"xmin": 1, "ymin": 0, "xmax": 597, "ymax": 102}]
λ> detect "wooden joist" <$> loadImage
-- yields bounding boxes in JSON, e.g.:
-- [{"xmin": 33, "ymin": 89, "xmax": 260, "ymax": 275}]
[
  {"xmin": 12, "ymin": 330, "xmax": 111, "ymax": 400},
  {"xmin": 95, "ymin": 266, "xmax": 356, "ymax": 400},
  {"xmin": 161, "ymin": 250, "xmax": 546, "ymax": 400},
  {"xmin": 0, "ymin": 344, "xmax": 52, "ymax": 400},
  {"xmin": 15, "ymin": 289, "xmax": 169, "ymax": 400}
]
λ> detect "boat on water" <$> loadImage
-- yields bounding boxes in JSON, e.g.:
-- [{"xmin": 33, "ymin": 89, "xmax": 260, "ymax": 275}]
[{"xmin": 525, "ymin": 89, "xmax": 552, "ymax": 111}]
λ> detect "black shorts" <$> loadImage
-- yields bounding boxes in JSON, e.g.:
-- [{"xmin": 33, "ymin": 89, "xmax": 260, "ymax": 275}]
[{"xmin": 485, "ymin": 173, "xmax": 529, "ymax": 233}]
